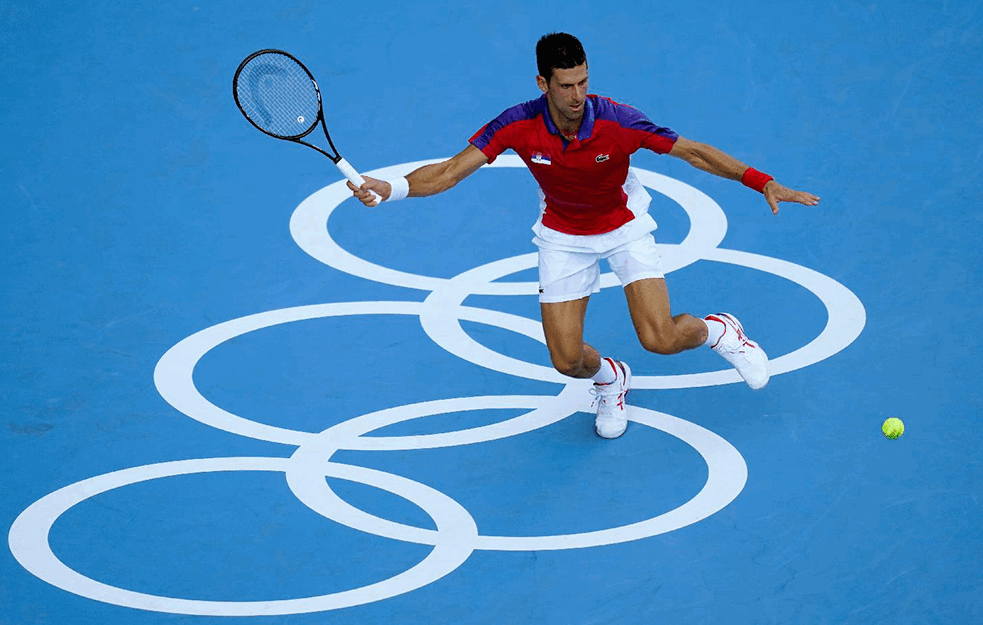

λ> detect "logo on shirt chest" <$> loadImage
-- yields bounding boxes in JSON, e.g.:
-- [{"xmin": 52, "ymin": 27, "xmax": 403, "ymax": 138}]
[
  {"xmin": 595, "ymin": 153, "xmax": 610, "ymax": 163},
  {"xmin": 531, "ymin": 152, "xmax": 552, "ymax": 165}
]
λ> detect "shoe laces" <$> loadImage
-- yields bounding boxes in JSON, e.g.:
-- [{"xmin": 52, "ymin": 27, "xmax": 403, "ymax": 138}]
[
  {"xmin": 589, "ymin": 384, "xmax": 603, "ymax": 407},
  {"xmin": 590, "ymin": 379, "xmax": 622, "ymax": 407},
  {"xmin": 590, "ymin": 383, "xmax": 619, "ymax": 407}
]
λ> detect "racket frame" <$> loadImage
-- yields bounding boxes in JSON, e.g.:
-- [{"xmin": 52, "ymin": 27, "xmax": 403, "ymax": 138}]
[
  {"xmin": 233, "ymin": 48, "xmax": 381, "ymax": 204},
  {"xmin": 232, "ymin": 48, "xmax": 342, "ymax": 163}
]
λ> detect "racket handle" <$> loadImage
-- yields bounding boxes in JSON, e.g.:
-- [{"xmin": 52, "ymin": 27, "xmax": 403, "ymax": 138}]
[{"xmin": 336, "ymin": 158, "xmax": 383, "ymax": 205}]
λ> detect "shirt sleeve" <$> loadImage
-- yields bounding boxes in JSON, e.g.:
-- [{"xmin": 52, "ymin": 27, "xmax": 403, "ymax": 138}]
[
  {"xmin": 613, "ymin": 103, "xmax": 678, "ymax": 154},
  {"xmin": 469, "ymin": 110, "xmax": 516, "ymax": 164}
]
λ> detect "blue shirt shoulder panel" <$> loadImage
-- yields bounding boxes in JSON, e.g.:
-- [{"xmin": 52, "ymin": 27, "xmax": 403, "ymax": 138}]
[
  {"xmin": 589, "ymin": 95, "xmax": 678, "ymax": 141},
  {"xmin": 470, "ymin": 96, "xmax": 545, "ymax": 150}
]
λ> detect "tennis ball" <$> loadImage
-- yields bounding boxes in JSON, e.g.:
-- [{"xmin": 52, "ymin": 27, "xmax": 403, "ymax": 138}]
[{"xmin": 882, "ymin": 417, "xmax": 904, "ymax": 439}]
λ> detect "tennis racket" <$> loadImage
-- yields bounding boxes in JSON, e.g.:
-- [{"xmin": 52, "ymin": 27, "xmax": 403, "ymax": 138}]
[{"xmin": 233, "ymin": 49, "xmax": 381, "ymax": 204}]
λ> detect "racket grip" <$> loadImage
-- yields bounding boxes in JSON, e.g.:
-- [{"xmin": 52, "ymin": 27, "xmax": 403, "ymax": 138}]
[{"xmin": 336, "ymin": 158, "xmax": 383, "ymax": 205}]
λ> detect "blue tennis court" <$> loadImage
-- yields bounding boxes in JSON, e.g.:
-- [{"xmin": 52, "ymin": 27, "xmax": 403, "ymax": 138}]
[{"xmin": 2, "ymin": 2, "xmax": 980, "ymax": 624}]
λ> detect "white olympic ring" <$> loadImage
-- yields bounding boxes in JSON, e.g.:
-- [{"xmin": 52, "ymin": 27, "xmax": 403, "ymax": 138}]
[
  {"xmin": 289, "ymin": 156, "xmax": 729, "ymax": 294},
  {"xmin": 8, "ymin": 457, "xmax": 477, "ymax": 616},
  {"xmin": 288, "ymin": 398, "xmax": 747, "ymax": 552},
  {"xmin": 8, "ymin": 157, "xmax": 866, "ymax": 616}
]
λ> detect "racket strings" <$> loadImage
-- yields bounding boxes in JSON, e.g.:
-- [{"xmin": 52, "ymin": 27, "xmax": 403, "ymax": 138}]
[{"xmin": 234, "ymin": 52, "xmax": 321, "ymax": 140}]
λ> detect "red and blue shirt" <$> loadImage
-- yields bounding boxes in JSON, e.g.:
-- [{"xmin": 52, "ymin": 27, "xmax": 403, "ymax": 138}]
[{"xmin": 470, "ymin": 94, "xmax": 678, "ymax": 235}]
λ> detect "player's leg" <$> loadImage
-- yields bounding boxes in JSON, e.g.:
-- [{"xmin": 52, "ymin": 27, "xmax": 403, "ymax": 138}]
[
  {"xmin": 538, "ymin": 247, "xmax": 631, "ymax": 438},
  {"xmin": 541, "ymin": 298, "xmax": 631, "ymax": 438},
  {"xmin": 539, "ymin": 296, "xmax": 599, "ymax": 378},
  {"xmin": 622, "ymin": 277, "xmax": 706, "ymax": 354},
  {"xmin": 608, "ymin": 235, "xmax": 770, "ymax": 389},
  {"xmin": 537, "ymin": 249, "xmax": 610, "ymax": 379}
]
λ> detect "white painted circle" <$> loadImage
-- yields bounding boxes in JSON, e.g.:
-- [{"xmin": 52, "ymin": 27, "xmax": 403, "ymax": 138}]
[
  {"xmin": 288, "ymin": 398, "xmax": 747, "ymax": 551},
  {"xmin": 154, "ymin": 301, "xmax": 425, "ymax": 445},
  {"xmin": 7, "ymin": 457, "xmax": 477, "ymax": 616},
  {"xmin": 288, "ymin": 155, "xmax": 729, "ymax": 294},
  {"xmin": 153, "ymin": 301, "xmax": 579, "ymax": 445},
  {"xmin": 414, "ymin": 245, "xmax": 866, "ymax": 388}
]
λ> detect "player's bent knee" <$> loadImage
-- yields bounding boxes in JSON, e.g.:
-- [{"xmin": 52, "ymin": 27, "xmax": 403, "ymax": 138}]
[
  {"xmin": 549, "ymin": 354, "xmax": 584, "ymax": 377},
  {"xmin": 638, "ymin": 329, "xmax": 677, "ymax": 355}
]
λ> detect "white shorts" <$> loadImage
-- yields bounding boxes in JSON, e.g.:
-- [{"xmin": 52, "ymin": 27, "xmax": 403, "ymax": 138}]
[{"xmin": 537, "ymin": 233, "xmax": 665, "ymax": 303}]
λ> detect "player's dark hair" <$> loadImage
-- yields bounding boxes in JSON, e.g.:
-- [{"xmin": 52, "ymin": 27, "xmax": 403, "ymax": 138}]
[{"xmin": 536, "ymin": 33, "xmax": 587, "ymax": 82}]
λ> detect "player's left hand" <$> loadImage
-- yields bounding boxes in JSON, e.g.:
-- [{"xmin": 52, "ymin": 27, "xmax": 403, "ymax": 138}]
[{"xmin": 763, "ymin": 181, "xmax": 820, "ymax": 215}]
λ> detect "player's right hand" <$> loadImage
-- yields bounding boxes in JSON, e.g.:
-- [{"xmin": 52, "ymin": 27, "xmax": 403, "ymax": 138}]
[{"xmin": 347, "ymin": 177, "xmax": 390, "ymax": 207}]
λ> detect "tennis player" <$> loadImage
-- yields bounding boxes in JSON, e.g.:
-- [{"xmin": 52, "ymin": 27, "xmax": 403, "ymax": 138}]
[{"xmin": 349, "ymin": 33, "xmax": 820, "ymax": 439}]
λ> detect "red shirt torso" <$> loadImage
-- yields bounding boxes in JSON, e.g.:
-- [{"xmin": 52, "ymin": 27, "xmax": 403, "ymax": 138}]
[{"xmin": 470, "ymin": 94, "xmax": 678, "ymax": 235}]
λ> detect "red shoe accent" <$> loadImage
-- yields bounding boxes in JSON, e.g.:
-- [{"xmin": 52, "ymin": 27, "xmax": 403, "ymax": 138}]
[
  {"xmin": 593, "ymin": 358, "xmax": 620, "ymax": 386},
  {"xmin": 705, "ymin": 315, "xmax": 728, "ymax": 349},
  {"xmin": 708, "ymin": 314, "xmax": 757, "ymax": 349}
]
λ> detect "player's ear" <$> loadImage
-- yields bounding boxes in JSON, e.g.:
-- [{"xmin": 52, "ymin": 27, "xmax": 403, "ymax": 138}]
[{"xmin": 535, "ymin": 74, "xmax": 548, "ymax": 93}]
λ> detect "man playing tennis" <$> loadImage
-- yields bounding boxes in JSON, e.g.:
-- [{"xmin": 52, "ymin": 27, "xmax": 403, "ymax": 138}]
[{"xmin": 349, "ymin": 33, "xmax": 820, "ymax": 439}]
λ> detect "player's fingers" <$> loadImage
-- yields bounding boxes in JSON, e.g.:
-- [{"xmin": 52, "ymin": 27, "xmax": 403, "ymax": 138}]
[
  {"xmin": 362, "ymin": 180, "xmax": 386, "ymax": 196},
  {"xmin": 359, "ymin": 177, "xmax": 381, "ymax": 191},
  {"xmin": 767, "ymin": 194, "xmax": 779, "ymax": 215},
  {"xmin": 795, "ymin": 191, "xmax": 821, "ymax": 206}
]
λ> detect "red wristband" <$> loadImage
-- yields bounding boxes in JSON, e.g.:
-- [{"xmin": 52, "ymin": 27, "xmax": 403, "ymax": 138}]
[{"xmin": 741, "ymin": 167, "xmax": 774, "ymax": 193}]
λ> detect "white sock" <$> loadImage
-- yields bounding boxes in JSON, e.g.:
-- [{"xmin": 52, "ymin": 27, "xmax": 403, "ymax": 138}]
[
  {"xmin": 703, "ymin": 316, "xmax": 726, "ymax": 347},
  {"xmin": 592, "ymin": 357, "xmax": 618, "ymax": 384}
]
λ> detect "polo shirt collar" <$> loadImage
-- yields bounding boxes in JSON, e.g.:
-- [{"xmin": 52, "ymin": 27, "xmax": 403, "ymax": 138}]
[{"xmin": 539, "ymin": 94, "xmax": 595, "ymax": 141}]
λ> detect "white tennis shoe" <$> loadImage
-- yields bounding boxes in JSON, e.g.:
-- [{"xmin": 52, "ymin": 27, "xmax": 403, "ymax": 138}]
[
  {"xmin": 706, "ymin": 313, "xmax": 769, "ymax": 389},
  {"xmin": 590, "ymin": 359, "xmax": 632, "ymax": 439}
]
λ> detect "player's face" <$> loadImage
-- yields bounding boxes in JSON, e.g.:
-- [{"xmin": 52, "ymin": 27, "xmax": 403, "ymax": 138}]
[{"xmin": 538, "ymin": 63, "xmax": 589, "ymax": 123}]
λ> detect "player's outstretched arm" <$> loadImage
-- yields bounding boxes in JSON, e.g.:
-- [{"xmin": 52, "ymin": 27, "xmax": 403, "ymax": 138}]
[
  {"xmin": 347, "ymin": 145, "xmax": 488, "ymax": 207},
  {"xmin": 669, "ymin": 136, "xmax": 820, "ymax": 215}
]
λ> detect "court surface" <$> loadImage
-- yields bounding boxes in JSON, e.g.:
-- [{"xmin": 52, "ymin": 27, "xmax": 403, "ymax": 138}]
[{"xmin": 2, "ymin": 2, "xmax": 981, "ymax": 624}]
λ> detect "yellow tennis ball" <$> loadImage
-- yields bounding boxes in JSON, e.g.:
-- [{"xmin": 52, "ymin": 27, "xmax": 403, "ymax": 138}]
[{"xmin": 882, "ymin": 417, "xmax": 904, "ymax": 439}]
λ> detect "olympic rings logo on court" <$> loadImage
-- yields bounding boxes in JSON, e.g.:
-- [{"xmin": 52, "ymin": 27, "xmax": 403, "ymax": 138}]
[{"xmin": 7, "ymin": 155, "xmax": 866, "ymax": 616}]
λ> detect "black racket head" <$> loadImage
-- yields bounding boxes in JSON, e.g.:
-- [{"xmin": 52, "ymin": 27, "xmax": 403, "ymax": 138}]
[{"xmin": 233, "ymin": 49, "xmax": 322, "ymax": 140}]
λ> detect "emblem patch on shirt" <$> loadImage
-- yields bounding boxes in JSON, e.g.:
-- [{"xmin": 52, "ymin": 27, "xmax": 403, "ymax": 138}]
[
  {"xmin": 531, "ymin": 152, "xmax": 552, "ymax": 165},
  {"xmin": 595, "ymin": 153, "xmax": 610, "ymax": 163}
]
